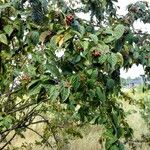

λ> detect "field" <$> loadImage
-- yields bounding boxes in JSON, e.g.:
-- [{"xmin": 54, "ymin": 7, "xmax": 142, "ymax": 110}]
[{"xmin": 5, "ymin": 86, "xmax": 150, "ymax": 150}]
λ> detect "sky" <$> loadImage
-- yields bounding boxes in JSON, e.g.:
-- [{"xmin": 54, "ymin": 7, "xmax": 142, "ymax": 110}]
[
  {"xmin": 77, "ymin": 0, "xmax": 149, "ymax": 79},
  {"xmin": 117, "ymin": 0, "xmax": 150, "ymax": 79}
]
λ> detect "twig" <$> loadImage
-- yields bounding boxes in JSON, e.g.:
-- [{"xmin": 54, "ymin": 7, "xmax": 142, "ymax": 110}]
[
  {"xmin": 134, "ymin": 32, "xmax": 150, "ymax": 36},
  {"xmin": 127, "ymin": 139, "xmax": 150, "ymax": 143},
  {"xmin": 7, "ymin": 101, "xmax": 36, "ymax": 115},
  {"xmin": 0, "ymin": 133, "xmax": 17, "ymax": 150},
  {"xmin": 30, "ymin": 120, "xmax": 48, "ymax": 125},
  {"xmin": 37, "ymin": 114, "xmax": 61, "ymax": 148},
  {"xmin": 0, "ymin": 130, "xmax": 11, "ymax": 143},
  {"xmin": 26, "ymin": 127, "xmax": 55, "ymax": 150},
  {"xmin": 1, "ymin": 106, "xmax": 36, "ymax": 135},
  {"xmin": 7, "ymin": 97, "xmax": 50, "ymax": 115}
]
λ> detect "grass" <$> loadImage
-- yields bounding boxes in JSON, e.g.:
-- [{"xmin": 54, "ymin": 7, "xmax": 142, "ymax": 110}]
[{"xmin": 4, "ymin": 85, "xmax": 150, "ymax": 150}]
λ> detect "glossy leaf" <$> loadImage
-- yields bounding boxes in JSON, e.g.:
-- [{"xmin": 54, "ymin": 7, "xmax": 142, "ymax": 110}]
[
  {"xmin": 0, "ymin": 33, "xmax": 8, "ymax": 45},
  {"xmin": 4, "ymin": 25, "xmax": 13, "ymax": 36}
]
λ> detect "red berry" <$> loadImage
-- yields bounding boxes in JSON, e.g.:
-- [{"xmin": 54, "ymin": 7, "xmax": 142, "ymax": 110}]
[
  {"xmin": 92, "ymin": 50, "xmax": 101, "ymax": 58},
  {"xmin": 66, "ymin": 15, "xmax": 74, "ymax": 26}
]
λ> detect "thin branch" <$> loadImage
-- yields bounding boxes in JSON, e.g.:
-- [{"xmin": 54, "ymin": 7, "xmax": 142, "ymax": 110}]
[
  {"xmin": 29, "ymin": 120, "xmax": 48, "ymax": 125},
  {"xmin": 7, "ymin": 101, "xmax": 36, "ymax": 115},
  {"xmin": 128, "ymin": 139, "xmax": 150, "ymax": 143},
  {"xmin": 37, "ymin": 114, "xmax": 61, "ymax": 148},
  {"xmin": 134, "ymin": 32, "xmax": 150, "ymax": 36},
  {"xmin": 124, "ymin": 139, "xmax": 150, "ymax": 144},
  {"xmin": 1, "ymin": 106, "xmax": 37, "ymax": 135},
  {"xmin": 0, "ymin": 130, "xmax": 11, "ymax": 143},
  {"xmin": 7, "ymin": 97, "xmax": 50, "ymax": 115},
  {"xmin": 26, "ymin": 127, "xmax": 55, "ymax": 150},
  {"xmin": 0, "ymin": 133, "xmax": 17, "ymax": 150},
  {"xmin": 0, "ymin": 120, "xmax": 47, "ymax": 145}
]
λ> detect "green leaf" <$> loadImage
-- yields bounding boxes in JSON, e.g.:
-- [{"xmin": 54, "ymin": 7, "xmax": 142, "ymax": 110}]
[
  {"xmin": 91, "ymin": 69, "xmax": 98, "ymax": 79},
  {"xmin": 45, "ymin": 49, "xmax": 57, "ymax": 61},
  {"xmin": 88, "ymin": 89, "xmax": 95, "ymax": 99},
  {"xmin": 110, "ymin": 145, "xmax": 119, "ymax": 150},
  {"xmin": 87, "ymin": 79, "xmax": 95, "ymax": 88},
  {"xmin": 0, "ymin": 34, "xmax": 8, "ymax": 45},
  {"xmin": 71, "ymin": 76, "xmax": 80, "ymax": 91},
  {"xmin": 27, "ymin": 79, "xmax": 40, "ymax": 90},
  {"xmin": 82, "ymin": 40, "xmax": 89, "ymax": 50},
  {"xmin": 90, "ymin": 115, "xmax": 99, "ymax": 124},
  {"xmin": 72, "ymin": 30, "xmax": 82, "ymax": 38},
  {"xmin": 99, "ymin": 54, "xmax": 107, "ymax": 64},
  {"xmin": 79, "ymin": 25, "xmax": 85, "ymax": 36},
  {"xmin": 89, "ymin": 34, "xmax": 98, "ymax": 44},
  {"xmin": 3, "ymin": 118, "xmax": 12, "ymax": 128},
  {"xmin": 108, "ymin": 53, "xmax": 118, "ymax": 70},
  {"xmin": 106, "ymin": 79, "xmax": 115, "ymax": 90},
  {"xmin": 74, "ymin": 55, "xmax": 81, "ymax": 63},
  {"xmin": 49, "ymin": 35, "xmax": 57, "ymax": 49},
  {"xmin": 104, "ymin": 25, "xmax": 125, "ymax": 43},
  {"xmin": 28, "ymin": 84, "xmax": 41, "ymax": 96},
  {"xmin": 116, "ymin": 52, "xmax": 124, "ymax": 66},
  {"xmin": 48, "ymin": 86, "xmax": 60, "ymax": 101},
  {"xmin": 98, "ymin": 43, "xmax": 109, "ymax": 52},
  {"xmin": 26, "ymin": 65, "xmax": 36, "ymax": 76},
  {"xmin": 4, "ymin": 25, "xmax": 13, "ymax": 36},
  {"xmin": 29, "ymin": 31, "xmax": 39, "ymax": 45},
  {"xmin": 96, "ymin": 87, "xmax": 106, "ymax": 101},
  {"xmin": 0, "ymin": 3, "xmax": 11, "ymax": 10},
  {"xmin": 133, "ymin": 51, "xmax": 139, "ymax": 59},
  {"xmin": 104, "ymin": 27, "xmax": 113, "ymax": 35},
  {"xmin": 46, "ymin": 63, "xmax": 60, "ymax": 77},
  {"xmin": 61, "ymin": 87, "xmax": 70, "ymax": 102},
  {"xmin": 64, "ymin": 32, "xmax": 73, "ymax": 42},
  {"xmin": 118, "ymin": 141, "xmax": 125, "ymax": 150},
  {"xmin": 114, "ymin": 24, "xmax": 125, "ymax": 40},
  {"xmin": 87, "ymin": 69, "xmax": 93, "ymax": 76},
  {"xmin": 104, "ymin": 36, "xmax": 115, "ymax": 43},
  {"xmin": 105, "ymin": 131, "xmax": 118, "ymax": 149}
]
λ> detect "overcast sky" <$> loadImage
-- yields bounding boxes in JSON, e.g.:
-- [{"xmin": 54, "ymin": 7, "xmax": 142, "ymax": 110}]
[{"xmin": 117, "ymin": 0, "xmax": 149, "ymax": 79}]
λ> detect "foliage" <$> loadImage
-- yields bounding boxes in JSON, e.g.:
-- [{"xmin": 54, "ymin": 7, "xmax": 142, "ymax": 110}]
[
  {"xmin": 141, "ymin": 91, "xmax": 150, "ymax": 128},
  {"xmin": 0, "ymin": 0, "xmax": 150, "ymax": 149}
]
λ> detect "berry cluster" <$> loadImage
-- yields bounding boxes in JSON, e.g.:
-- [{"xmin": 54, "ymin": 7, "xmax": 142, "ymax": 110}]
[
  {"xmin": 129, "ymin": 6, "xmax": 139, "ymax": 13},
  {"xmin": 66, "ymin": 15, "xmax": 74, "ymax": 26},
  {"xmin": 22, "ymin": 74, "xmax": 30, "ymax": 83},
  {"xmin": 92, "ymin": 50, "xmax": 101, "ymax": 58}
]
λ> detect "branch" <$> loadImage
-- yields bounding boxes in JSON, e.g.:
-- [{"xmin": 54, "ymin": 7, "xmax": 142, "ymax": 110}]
[
  {"xmin": 7, "ymin": 97, "xmax": 50, "ymax": 115},
  {"xmin": 7, "ymin": 101, "xmax": 37, "ymax": 115},
  {"xmin": 0, "ymin": 130, "xmax": 11, "ymax": 143},
  {"xmin": 29, "ymin": 120, "xmax": 48, "ymax": 125},
  {"xmin": 0, "ymin": 120, "xmax": 47, "ymax": 146},
  {"xmin": 1, "ymin": 106, "xmax": 37, "ymax": 135},
  {"xmin": 134, "ymin": 32, "xmax": 150, "ymax": 36},
  {"xmin": 37, "ymin": 114, "xmax": 62, "ymax": 147},
  {"xmin": 26, "ymin": 127, "xmax": 55, "ymax": 150},
  {"xmin": 0, "ymin": 133, "xmax": 17, "ymax": 150},
  {"xmin": 125, "ymin": 139, "xmax": 150, "ymax": 144}
]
